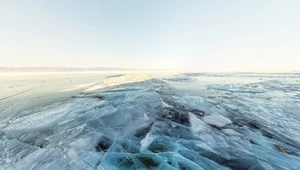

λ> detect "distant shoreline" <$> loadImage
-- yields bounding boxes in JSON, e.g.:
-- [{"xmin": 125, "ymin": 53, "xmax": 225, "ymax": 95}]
[{"xmin": 0, "ymin": 66, "xmax": 131, "ymax": 72}]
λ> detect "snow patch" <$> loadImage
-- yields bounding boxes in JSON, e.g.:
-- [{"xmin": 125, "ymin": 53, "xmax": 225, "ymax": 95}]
[{"xmin": 202, "ymin": 113, "xmax": 232, "ymax": 128}]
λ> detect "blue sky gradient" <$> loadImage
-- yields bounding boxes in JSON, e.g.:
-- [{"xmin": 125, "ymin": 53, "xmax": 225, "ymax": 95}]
[{"xmin": 1, "ymin": 0, "xmax": 299, "ymax": 71}]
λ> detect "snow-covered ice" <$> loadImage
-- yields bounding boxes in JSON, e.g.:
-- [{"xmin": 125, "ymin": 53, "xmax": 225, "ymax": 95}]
[{"xmin": 202, "ymin": 113, "xmax": 232, "ymax": 128}]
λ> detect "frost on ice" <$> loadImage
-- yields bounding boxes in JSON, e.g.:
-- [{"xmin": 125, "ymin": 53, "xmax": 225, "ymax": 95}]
[{"xmin": 1, "ymin": 73, "xmax": 300, "ymax": 170}]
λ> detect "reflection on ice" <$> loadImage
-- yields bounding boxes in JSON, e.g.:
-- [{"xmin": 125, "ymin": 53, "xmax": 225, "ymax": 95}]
[{"xmin": 1, "ymin": 73, "xmax": 300, "ymax": 169}]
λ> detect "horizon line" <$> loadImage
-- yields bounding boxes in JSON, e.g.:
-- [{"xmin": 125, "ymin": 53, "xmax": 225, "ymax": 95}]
[{"xmin": 0, "ymin": 66, "xmax": 299, "ymax": 74}]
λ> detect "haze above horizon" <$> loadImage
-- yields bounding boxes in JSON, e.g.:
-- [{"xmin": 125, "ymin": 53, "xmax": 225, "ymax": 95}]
[{"xmin": 1, "ymin": 0, "xmax": 299, "ymax": 72}]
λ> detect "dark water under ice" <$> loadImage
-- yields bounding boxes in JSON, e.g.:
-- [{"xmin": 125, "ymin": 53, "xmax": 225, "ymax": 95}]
[{"xmin": 1, "ymin": 73, "xmax": 300, "ymax": 170}]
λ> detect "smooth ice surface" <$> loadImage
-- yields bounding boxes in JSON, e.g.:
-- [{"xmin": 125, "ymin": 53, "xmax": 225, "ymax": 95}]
[{"xmin": 1, "ymin": 73, "xmax": 300, "ymax": 170}]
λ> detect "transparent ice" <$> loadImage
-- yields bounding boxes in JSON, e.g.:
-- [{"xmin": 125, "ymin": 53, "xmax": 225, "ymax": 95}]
[{"xmin": 1, "ymin": 73, "xmax": 300, "ymax": 169}]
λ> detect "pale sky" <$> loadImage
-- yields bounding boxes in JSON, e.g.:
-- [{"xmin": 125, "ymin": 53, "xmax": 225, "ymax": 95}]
[{"xmin": 0, "ymin": 0, "xmax": 299, "ymax": 71}]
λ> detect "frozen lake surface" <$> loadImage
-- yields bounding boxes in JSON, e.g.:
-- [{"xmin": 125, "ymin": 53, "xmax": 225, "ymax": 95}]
[{"xmin": 1, "ymin": 72, "xmax": 300, "ymax": 169}]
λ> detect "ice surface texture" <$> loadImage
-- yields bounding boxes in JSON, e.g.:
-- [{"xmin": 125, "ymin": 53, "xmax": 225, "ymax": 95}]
[{"xmin": 1, "ymin": 74, "xmax": 300, "ymax": 170}]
